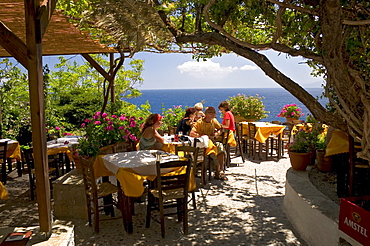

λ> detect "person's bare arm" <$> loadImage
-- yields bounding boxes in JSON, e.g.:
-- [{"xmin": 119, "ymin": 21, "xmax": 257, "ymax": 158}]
[{"xmin": 154, "ymin": 130, "xmax": 164, "ymax": 143}]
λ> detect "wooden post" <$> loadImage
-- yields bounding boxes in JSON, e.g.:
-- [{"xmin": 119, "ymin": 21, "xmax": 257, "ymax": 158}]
[{"xmin": 25, "ymin": 0, "xmax": 52, "ymax": 232}]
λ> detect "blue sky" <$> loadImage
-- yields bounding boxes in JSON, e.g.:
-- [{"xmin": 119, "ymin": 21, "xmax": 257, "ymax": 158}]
[{"xmin": 41, "ymin": 50, "xmax": 324, "ymax": 89}]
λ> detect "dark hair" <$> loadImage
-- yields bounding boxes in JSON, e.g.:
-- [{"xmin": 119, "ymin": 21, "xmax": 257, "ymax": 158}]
[
  {"xmin": 205, "ymin": 106, "xmax": 216, "ymax": 114},
  {"xmin": 141, "ymin": 113, "xmax": 162, "ymax": 132},
  {"xmin": 184, "ymin": 108, "xmax": 196, "ymax": 118},
  {"xmin": 218, "ymin": 101, "xmax": 231, "ymax": 111}
]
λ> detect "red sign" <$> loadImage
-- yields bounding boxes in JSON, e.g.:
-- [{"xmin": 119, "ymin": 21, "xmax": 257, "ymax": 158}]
[{"xmin": 339, "ymin": 197, "xmax": 370, "ymax": 246}]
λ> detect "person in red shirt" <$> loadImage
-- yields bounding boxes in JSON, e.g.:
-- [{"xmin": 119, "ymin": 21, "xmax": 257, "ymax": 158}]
[{"xmin": 218, "ymin": 101, "xmax": 235, "ymax": 132}]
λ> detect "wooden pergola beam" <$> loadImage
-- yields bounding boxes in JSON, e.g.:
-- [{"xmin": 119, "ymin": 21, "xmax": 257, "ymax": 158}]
[
  {"xmin": 0, "ymin": 21, "xmax": 29, "ymax": 69},
  {"xmin": 37, "ymin": 0, "xmax": 57, "ymax": 42}
]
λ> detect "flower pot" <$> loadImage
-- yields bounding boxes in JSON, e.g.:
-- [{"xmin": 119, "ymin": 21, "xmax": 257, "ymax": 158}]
[
  {"xmin": 288, "ymin": 151, "xmax": 313, "ymax": 171},
  {"xmin": 316, "ymin": 149, "xmax": 333, "ymax": 172},
  {"xmin": 234, "ymin": 115, "xmax": 255, "ymax": 123},
  {"xmin": 285, "ymin": 117, "xmax": 301, "ymax": 124}
]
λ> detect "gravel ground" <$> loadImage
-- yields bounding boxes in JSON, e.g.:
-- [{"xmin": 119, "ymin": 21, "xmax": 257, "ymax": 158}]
[{"xmin": 0, "ymin": 153, "xmax": 317, "ymax": 245}]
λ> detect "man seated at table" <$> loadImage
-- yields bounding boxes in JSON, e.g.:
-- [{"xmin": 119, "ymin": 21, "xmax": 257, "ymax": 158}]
[{"xmin": 190, "ymin": 107, "xmax": 228, "ymax": 181}]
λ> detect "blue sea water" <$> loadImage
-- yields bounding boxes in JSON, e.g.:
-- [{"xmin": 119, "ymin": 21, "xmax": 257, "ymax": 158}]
[{"xmin": 126, "ymin": 88, "xmax": 328, "ymax": 123}]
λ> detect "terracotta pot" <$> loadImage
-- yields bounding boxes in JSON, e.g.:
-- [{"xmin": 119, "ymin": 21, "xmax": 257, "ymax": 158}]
[
  {"xmin": 288, "ymin": 151, "xmax": 313, "ymax": 171},
  {"xmin": 285, "ymin": 117, "xmax": 301, "ymax": 124},
  {"xmin": 316, "ymin": 149, "xmax": 333, "ymax": 172},
  {"xmin": 234, "ymin": 115, "xmax": 255, "ymax": 123}
]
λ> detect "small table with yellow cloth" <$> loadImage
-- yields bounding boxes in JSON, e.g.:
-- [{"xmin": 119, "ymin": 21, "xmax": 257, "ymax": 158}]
[
  {"xmin": 1, "ymin": 139, "xmax": 22, "ymax": 183},
  {"xmin": 94, "ymin": 150, "xmax": 196, "ymax": 233},
  {"xmin": 47, "ymin": 141, "xmax": 75, "ymax": 173},
  {"xmin": 240, "ymin": 122, "xmax": 286, "ymax": 159},
  {"xmin": 325, "ymin": 130, "xmax": 349, "ymax": 157}
]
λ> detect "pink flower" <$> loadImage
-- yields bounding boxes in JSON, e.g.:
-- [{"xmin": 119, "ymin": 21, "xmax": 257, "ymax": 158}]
[
  {"xmin": 119, "ymin": 116, "xmax": 127, "ymax": 121},
  {"xmin": 94, "ymin": 121, "xmax": 101, "ymax": 125},
  {"xmin": 63, "ymin": 132, "xmax": 67, "ymax": 136},
  {"xmin": 130, "ymin": 121, "xmax": 137, "ymax": 127},
  {"xmin": 84, "ymin": 119, "xmax": 91, "ymax": 123},
  {"xmin": 67, "ymin": 133, "xmax": 72, "ymax": 136},
  {"xmin": 139, "ymin": 117, "xmax": 143, "ymax": 120},
  {"xmin": 107, "ymin": 121, "xmax": 113, "ymax": 125},
  {"xmin": 118, "ymin": 126, "xmax": 125, "ymax": 130},
  {"xmin": 95, "ymin": 111, "xmax": 101, "ymax": 116},
  {"xmin": 102, "ymin": 112, "xmax": 108, "ymax": 118},
  {"xmin": 112, "ymin": 115, "xmax": 117, "ymax": 118},
  {"xmin": 106, "ymin": 125, "xmax": 114, "ymax": 131},
  {"xmin": 81, "ymin": 123, "xmax": 86, "ymax": 128},
  {"xmin": 55, "ymin": 126, "xmax": 60, "ymax": 130}
]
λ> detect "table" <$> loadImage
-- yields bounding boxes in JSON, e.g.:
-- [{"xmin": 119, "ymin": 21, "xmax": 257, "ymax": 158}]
[
  {"xmin": 325, "ymin": 130, "xmax": 349, "ymax": 157},
  {"xmin": 1, "ymin": 139, "xmax": 22, "ymax": 183},
  {"xmin": 240, "ymin": 122, "xmax": 286, "ymax": 159},
  {"xmin": 46, "ymin": 137, "xmax": 80, "ymax": 173},
  {"xmin": 96, "ymin": 150, "xmax": 196, "ymax": 233},
  {"xmin": 240, "ymin": 122, "xmax": 285, "ymax": 143}
]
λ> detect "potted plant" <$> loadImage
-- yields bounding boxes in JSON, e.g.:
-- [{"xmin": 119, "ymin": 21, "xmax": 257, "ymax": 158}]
[
  {"xmin": 277, "ymin": 103, "xmax": 304, "ymax": 123},
  {"xmin": 315, "ymin": 134, "xmax": 333, "ymax": 171},
  {"xmin": 227, "ymin": 94, "xmax": 269, "ymax": 122},
  {"xmin": 73, "ymin": 111, "xmax": 143, "ymax": 171},
  {"xmin": 159, "ymin": 105, "xmax": 187, "ymax": 134},
  {"xmin": 287, "ymin": 123, "xmax": 322, "ymax": 171}
]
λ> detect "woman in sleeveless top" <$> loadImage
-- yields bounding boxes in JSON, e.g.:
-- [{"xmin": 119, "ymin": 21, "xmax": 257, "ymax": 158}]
[{"xmin": 139, "ymin": 114, "xmax": 164, "ymax": 150}]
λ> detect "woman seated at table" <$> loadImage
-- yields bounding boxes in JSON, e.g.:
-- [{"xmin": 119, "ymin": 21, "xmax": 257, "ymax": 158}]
[
  {"xmin": 176, "ymin": 107, "xmax": 196, "ymax": 135},
  {"xmin": 138, "ymin": 114, "xmax": 165, "ymax": 150},
  {"xmin": 218, "ymin": 101, "xmax": 235, "ymax": 132}
]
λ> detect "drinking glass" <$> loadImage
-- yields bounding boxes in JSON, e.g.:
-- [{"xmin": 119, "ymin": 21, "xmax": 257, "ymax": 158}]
[{"xmin": 178, "ymin": 131, "xmax": 183, "ymax": 137}]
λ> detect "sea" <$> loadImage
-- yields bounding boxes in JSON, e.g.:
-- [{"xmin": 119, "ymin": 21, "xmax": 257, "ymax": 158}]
[{"xmin": 126, "ymin": 88, "xmax": 328, "ymax": 123}]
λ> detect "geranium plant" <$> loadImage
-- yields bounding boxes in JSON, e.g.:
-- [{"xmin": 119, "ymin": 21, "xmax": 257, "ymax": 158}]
[
  {"xmin": 287, "ymin": 123, "xmax": 323, "ymax": 153},
  {"xmin": 76, "ymin": 111, "xmax": 144, "ymax": 158},
  {"xmin": 227, "ymin": 94, "xmax": 269, "ymax": 120},
  {"xmin": 277, "ymin": 103, "xmax": 304, "ymax": 119}
]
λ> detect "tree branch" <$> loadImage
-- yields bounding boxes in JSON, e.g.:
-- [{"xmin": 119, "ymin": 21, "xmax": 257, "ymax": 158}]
[{"xmin": 266, "ymin": 0, "xmax": 318, "ymax": 15}]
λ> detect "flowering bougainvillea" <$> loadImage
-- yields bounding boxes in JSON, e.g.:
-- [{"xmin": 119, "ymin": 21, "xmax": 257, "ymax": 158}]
[{"xmin": 77, "ymin": 111, "xmax": 144, "ymax": 157}]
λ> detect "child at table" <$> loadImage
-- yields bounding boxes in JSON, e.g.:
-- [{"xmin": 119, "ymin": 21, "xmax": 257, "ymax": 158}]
[{"xmin": 138, "ymin": 114, "xmax": 164, "ymax": 150}]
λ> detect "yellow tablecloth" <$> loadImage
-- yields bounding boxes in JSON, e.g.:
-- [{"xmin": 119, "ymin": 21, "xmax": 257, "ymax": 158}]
[
  {"xmin": 6, "ymin": 141, "xmax": 21, "ymax": 161},
  {"xmin": 94, "ymin": 154, "xmax": 196, "ymax": 197},
  {"xmin": 325, "ymin": 130, "xmax": 349, "ymax": 156},
  {"xmin": 47, "ymin": 146, "xmax": 73, "ymax": 161},
  {"xmin": 0, "ymin": 181, "xmax": 8, "ymax": 199},
  {"xmin": 240, "ymin": 122, "xmax": 285, "ymax": 143}
]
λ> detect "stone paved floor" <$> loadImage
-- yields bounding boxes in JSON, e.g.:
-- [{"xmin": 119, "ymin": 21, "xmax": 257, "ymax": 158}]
[{"xmin": 1, "ymin": 153, "xmax": 308, "ymax": 245}]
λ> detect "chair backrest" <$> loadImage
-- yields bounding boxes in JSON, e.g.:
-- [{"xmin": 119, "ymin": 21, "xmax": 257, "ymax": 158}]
[
  {"xmin": 218, "ymin": 129, "xmax": 230, "ymax": 145},
  {"xmin": 155, "ymin": 158, "xmax": 192, "ymax": 199},
  {"xmin": 192, "ymin": 138, "xmax": 206, "ymax": 162},
  {"xmin": 175, "ymin": 145, "xmax": 200, "ymax": 171},
  {"xmin": 0, "ymin": 141, "xmax": 8, "ymax": 163},
  {"xmin": 248, "ymin": 123, "xmax": 257, "ymax": 140},
  {"xmin": 23, "ymin": 148, "xmax": 35, "ymax": 169},
  {"xmin": 80, "ymin": 157, "xmax": 98, "ymax": 202}
]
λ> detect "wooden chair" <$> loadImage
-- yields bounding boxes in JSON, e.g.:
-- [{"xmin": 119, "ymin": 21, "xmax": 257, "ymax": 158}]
[
  {"xmin": 22, "ymin": 148, "xmax": 59, "ymax": 200},
  {"xmin": 79, "ymin": 157, "xmax": 125, "ymax": 233},
  {"xmin": 247, "ymin": 123, "xmax": 269, "ymax": 160},
  {"xmin": 0, "ymin": 141, "xmax": 8, "ymax": 184},
  {"xmin": 175, "ymin": 145, "xmax": 199, "ymax": 209},
  {"xmin": 192, "ymin": 138, "xmax": 212, "ymax": 186},
  {"xmin": 217, "ymin": 129, "xmax": 231, "ymax": 168},
  {"xmin": 234, "ymin": 123, "xmax": 245, "ymax": 163},
  {"xmin": 146, "ymin": 158, "xmax": 192, "ymax": 237}
]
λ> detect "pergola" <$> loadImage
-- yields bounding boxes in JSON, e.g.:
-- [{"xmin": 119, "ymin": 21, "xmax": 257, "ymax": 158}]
[{"xmin": 0, "ymin": 0, "xmax": 125, "ymax": 232}]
